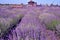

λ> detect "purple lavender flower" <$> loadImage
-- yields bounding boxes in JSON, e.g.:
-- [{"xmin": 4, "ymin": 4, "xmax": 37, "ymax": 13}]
[
  {"xmin": 15, "ymin": 13, "xmax": 44, "ymax": 40},
  {"xmin": 38, "ymin": 13, "xmax": 60, "ymax": 30},
  {"xmin": 40, "ymin": 30, "xmax": 58, "ymax": 40}
]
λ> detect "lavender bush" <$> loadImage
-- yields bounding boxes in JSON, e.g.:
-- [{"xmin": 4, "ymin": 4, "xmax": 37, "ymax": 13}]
[
  {"xmin": 38, "ymin": 13, "xmax": 60, "ymax": 30},
  {"xmin": 0, "ymin": 4, "xmax": 60, "ymax": 40}
]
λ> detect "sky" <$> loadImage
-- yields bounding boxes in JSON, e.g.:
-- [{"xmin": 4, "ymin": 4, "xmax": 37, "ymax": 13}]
[{"xmin": 0, "ymin": 0, "xmax": 60, "ymax": 5}]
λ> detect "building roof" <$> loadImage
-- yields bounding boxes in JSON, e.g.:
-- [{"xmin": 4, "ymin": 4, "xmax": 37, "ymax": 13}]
[{"xmin": 28, "ymin": 0, "xmax": 37, "ymax": 5}]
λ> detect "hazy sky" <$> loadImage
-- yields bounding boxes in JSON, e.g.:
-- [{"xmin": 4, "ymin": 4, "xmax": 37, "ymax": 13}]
[{"xmin": 0, "ymin": 0, "xmax": 60, "ymax": 5}]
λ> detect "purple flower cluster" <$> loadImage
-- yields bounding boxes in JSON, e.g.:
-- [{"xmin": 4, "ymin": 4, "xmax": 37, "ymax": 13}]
[{"xmin": 0, "ymin": 5, "xmax": 60, "ymax": 40}]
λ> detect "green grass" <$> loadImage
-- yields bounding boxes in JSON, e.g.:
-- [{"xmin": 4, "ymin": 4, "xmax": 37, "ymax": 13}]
[{"xmin": 46, "ymin": 20, "xmax": 60, "ymax": 30}]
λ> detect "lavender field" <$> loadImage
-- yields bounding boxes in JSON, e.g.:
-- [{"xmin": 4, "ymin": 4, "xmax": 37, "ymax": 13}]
[{"xmin": 0, "ymin": 4, "xmax": 60, "ymax": 40}]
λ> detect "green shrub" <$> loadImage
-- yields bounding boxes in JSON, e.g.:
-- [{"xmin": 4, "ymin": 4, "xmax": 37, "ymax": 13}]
[{"xmin": 46, "ymin": 20, "xmax": 60, "ymax": 30}]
